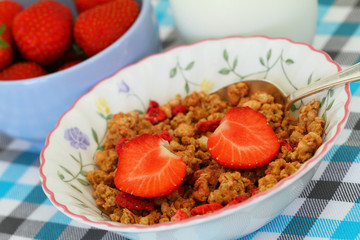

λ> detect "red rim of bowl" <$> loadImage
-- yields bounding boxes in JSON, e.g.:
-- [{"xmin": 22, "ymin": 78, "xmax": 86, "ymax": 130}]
[{"xmin": 39, "ymin": 35, "xmax": 351, "ymax": 232}]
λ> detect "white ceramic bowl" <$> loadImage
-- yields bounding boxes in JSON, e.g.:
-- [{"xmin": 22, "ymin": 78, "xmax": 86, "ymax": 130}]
[{"xmin": 40, "ymin": 36, "xmax": 350, "ymax": 240}]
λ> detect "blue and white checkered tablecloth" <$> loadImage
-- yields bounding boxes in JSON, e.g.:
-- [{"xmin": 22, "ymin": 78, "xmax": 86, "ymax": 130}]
[{"xmin": 1, "ymin": 0, "xmax": 360, "ymax": 239}]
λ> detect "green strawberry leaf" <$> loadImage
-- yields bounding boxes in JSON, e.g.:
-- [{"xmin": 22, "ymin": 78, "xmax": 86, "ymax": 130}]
[
  {"xmin": 0, "ymin": 24, "xmax": 6, "ymax": 35},
  {"xmin": 72, "ymin": 43, "xmax": 85, "ymax": 56},
  {"xmin": 0, "ymin": 39, "xmax": 9, "ymax": 48}
]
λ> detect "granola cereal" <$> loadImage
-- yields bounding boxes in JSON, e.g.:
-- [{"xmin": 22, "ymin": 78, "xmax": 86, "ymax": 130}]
[{"xmin": 87, "ymin": 82, "xmax": 325, "ymax": 225}]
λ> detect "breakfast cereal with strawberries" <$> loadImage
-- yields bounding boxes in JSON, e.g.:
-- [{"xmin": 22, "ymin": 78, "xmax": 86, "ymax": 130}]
[{"xmin": 87, "ymin": 82, "xmax": 324, "ymax": 225}]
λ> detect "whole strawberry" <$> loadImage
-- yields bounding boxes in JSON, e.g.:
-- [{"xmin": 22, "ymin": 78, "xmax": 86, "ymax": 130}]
[
  {"xmin": 0, "ymin": 0, "xmax": 23, "ymax": 31},
  {"xmin": 0, "ymin": 0, "xmax": 22, "ymax": 71},
  {"xmin": 0, "ymin": 22, "xmax": 13, "ymax": 71},
  {"xmin": 0, "ymin": 62, "xmax": 47, "ymax": 80},
  {"xmin": 74, "ymin": 0, "xmax": 140, "ymax": 57},
  {"xmin": 12, "ymin": 0, "xmax": 73, "ymax": 65},
  {"xmin": 74, "ymin": 0, "xmax": 115, "ymax": 13}
]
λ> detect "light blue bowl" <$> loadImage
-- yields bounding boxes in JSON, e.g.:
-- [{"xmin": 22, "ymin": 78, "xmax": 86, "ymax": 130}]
[{"xmin": 0, "ymin": 0, "xmax": 161, "ymax": 151}]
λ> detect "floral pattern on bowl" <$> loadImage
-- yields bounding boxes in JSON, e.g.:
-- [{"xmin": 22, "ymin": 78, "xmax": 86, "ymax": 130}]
[{"xmin": 40, "ymin": 36, "xmax": 350, "ymax": 240}]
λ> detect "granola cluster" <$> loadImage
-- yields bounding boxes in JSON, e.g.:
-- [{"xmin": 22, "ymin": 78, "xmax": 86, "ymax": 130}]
[{"xmin": 87, "ymin": 82, "xmax": 324, "ymax": 225}]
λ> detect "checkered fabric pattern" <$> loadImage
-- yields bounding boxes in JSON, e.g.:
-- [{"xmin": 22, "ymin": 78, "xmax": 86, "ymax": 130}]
[{"xmin": 1, "ymin": 0, "xmax": 360, "ymax": 239}]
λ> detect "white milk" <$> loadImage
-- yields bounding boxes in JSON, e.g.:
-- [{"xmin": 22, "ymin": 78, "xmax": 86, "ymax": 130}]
[{"xmin": 169, "ymin": 0, "xmax": 318, "ymax": 44}]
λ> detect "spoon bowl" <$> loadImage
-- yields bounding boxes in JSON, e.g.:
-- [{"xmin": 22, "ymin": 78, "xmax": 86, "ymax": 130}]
[
  {"xmin": 214, "ymin": 62, "xmax": 360, "ymax": 110},
  {"xmin": 214, "ymin": 79, "xmax": 287, "ymax": 106}
]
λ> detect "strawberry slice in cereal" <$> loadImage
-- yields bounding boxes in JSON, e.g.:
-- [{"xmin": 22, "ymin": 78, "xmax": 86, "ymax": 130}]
[
  {"xmin": 114, "ymin": 134, "xmax": 186, "ymax": 198},
  {"xmin": 207, "ymin": 107, "xmax": 280, "ymax": 169},
  {"xmin": 115, "ymin": 192, "xmax": 154, "ymax": 211},
  {"xmin": 171, "ymin": 209, "xmax": 189, "ymax": 222},
  {"xmin": 190, "ymin": 203, "xmax": 223, "ymax": 216}
]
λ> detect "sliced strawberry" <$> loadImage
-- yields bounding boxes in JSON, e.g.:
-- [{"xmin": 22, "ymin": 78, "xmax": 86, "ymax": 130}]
[
  {"xmin": 115, "ymin": 191, "xmax": 154, "ymax": 211},
  {"xmin": 177, "ymin": 184, "xmax": 184, "ymax": 197},
  {"xmin": 145, "ymin": 107, "xmax": 166, "ymax": 124},
  {"xmin": 207, "ymin": 107, "xmax": 280, "ymax": 169},
  {"xmin": 114, "ymin": 134, "xmax": 186, "ymax": 198},
  {"xmin": 190, "ymin": 203, "xmax": 223, "ymax": 216},
  {"xmin": 225, "ymin": 195, "xmax": 248, "ymax": 207},
  {"xmin": 158, "ymin": 130, "xmax": 172, "ymax": 141},
  {"xmin": 148, "ymin": 100, "xmax": 159, "ymax": 110},
  {"xmin": 171, "ymin": 209, "xmax": 188, "ymax": 222},
  {"xmin": 115, "ymin": 138, "xmax": 128, "ymax": 155},
  {"xmin": 171, "ymin": 105, "xmax": 187, "ymax": 116},
  {"xmin": 196, "ymin": 119, "xmax": 221, "ymax": 132},
  {"xmin": 280, "ymin": 139, "xmax": 294, "ymax": 152}
]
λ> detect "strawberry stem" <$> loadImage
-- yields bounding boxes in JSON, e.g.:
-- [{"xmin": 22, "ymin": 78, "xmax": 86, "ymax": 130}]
[
  {"xmin": 0, "ymin": 39, "xmax": 9, "ymax": 48},
  {"xmin": 0, "ymin": 24, "xmax": 6, "ymax": 35}
]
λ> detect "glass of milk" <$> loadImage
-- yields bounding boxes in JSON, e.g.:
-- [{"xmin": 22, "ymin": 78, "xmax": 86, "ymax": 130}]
[{"xmin": 169, "ymin": 0, "xmax": 318, "ymax": 44}]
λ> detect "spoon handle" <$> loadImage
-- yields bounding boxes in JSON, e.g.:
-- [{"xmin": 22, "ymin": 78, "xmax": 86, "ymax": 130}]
[{"xmin": 286, "ymin": 62, "xmax": 360, "ymax": 109}]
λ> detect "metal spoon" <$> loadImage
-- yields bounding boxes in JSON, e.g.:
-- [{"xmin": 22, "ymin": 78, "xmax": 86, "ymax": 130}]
[{"xmin": 214, "ymin": 62, "xmax": 360, "ymax": 111}]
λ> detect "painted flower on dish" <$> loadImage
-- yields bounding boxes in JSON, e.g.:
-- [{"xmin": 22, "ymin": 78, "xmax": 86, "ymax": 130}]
[
  {"xmin": 95, "ymin": 97, "xmax": 110, "ymax": 115},
  {"xmin": 200, "ymin": 79, "xmax": 214, "ymax": 93},
  {"xmin": 118, "ymin": 79, "xmax": 130, "ymax": 93},
  {"xmin": 117, "ymin": 79, "xmax": 146, "ymax": 114},
  {"xmin": 64, "ymin": 127, "xmax": 90, "ymax": 150}
]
